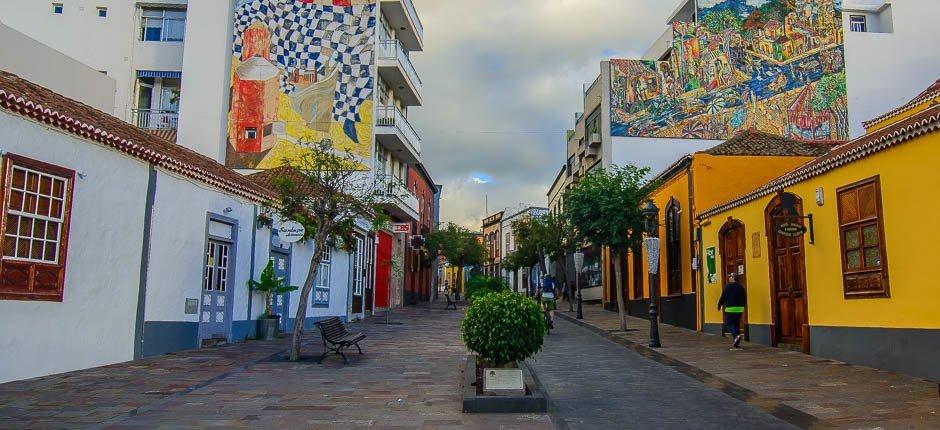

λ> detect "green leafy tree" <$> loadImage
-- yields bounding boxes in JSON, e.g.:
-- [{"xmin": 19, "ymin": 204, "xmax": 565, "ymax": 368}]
[
  {"xmin": 425, "ymin": 223, "xmax": 486, "ymax": 297},
  {"xmin": 262, "ymin": 139, "xmax": 386, "ymax": 361},
  {"xmin": 812, "ymin": 72, "xmax": 848, "ymax": 139},
  {"xmin": 502, "ymin": 246, "xmax": 538, "ymax": 293},
  {"xmin": 703, "ymin": 8, "xmax": 743, "ymax": 34},
  {"xmin": 248, "ymin": 261, "xmax": 299, "ymax": 318},
  {"xmin": 564, "ymin": 165, "xmax": 653, "ymax": 331},
  {"xmin": 461, "ymin": 291, "xmax": 545, "ymax": 366}
]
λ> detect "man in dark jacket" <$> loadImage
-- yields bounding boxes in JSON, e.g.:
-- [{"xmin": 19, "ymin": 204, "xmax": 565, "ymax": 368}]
[{"xmin": 717, "ymin": 273, "xmax": 747, "ymax": 349}]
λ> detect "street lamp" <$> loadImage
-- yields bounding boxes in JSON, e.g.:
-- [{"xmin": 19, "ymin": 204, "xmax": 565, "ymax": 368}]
[
  {"xmin": 573, "ymin": 250, "xmax": 585, "ymax": 320},
  {"xmin": 641, "ymin": 200, "xmax": 662, "ymax": 348}
]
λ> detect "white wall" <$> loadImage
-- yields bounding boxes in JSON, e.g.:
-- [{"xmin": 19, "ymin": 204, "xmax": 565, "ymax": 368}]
[
  {"xmin": 611, "ymin": 137, "xmax": 721, "ymax": 176},
  {"xmin": 145, "ymin": 171, "xmax": 260, "ymax": 326},
  {"xmin": 175, "ymin": 0, "xmax": 234, "ymax": 163},
  {"xmin": 843, "ymin": 0, "xmax": 940, "ymax": 138},
  {"xmin": 0, "ymin": 112, "xmax": 150, "ymax": 383},
  {"xmin": 284, "ymin": 240, "xmax": 352, "ymax": 323},
  {"xmin": 0, "ymin": 22, "xmax": 117, "ymax": 113}
]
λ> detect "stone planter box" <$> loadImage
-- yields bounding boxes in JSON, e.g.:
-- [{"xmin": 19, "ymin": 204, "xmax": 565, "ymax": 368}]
[{"xmin": 461, "ymin": 355, "xmax": 547, "ymax": 413}]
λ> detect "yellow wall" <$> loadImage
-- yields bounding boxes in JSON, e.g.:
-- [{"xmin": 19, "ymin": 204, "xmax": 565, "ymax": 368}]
[{"xmin": 701, "ymin": 131, "xmax": 940, "ymax": 329}]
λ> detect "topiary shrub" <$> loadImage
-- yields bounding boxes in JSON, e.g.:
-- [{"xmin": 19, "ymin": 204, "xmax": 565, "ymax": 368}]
[
  {"xmin": 464, "ymin": 275, "xmax": 510, "ymax": 303},
  {"xmin": 461, "ymin": 291, "xmax": 545, "ymax": 366}
]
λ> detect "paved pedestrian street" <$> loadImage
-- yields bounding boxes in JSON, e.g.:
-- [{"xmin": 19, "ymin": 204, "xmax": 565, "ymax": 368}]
[{"xmin": 2, "ymin": 304, "xmax": 938, "ymax": 429}]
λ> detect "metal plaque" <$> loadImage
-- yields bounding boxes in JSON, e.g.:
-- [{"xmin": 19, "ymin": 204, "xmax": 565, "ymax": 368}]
[
  {"xmin": 185, "ymin": 298, "xmax": 199, "ymax": 315},
  {"xmin": 483, "ymin": 368, "xmax": 524, "ymax": 395}
]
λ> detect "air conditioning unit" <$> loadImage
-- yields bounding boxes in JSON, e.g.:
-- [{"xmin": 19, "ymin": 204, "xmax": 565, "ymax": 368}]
[{"xmin": 589, "ymin": 133, "xmax": 601, "ymax": 146}]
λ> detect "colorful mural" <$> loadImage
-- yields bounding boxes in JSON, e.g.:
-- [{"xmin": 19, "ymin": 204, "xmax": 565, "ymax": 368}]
[
  {"xmin": 227, "ymin": 0, "xmax": 376, "ymax": 169},
  {"xmin": 610, "ymin": 0, "xmax": 847, "ymax": 141}
]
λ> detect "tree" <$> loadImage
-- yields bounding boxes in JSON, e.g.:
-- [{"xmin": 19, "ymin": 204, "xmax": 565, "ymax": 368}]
[
  {"xmin": 261, "ymin": 139, "xmax": 384, "ymax": 361},
  {"xmin": 512, "ymin": 213, "xmax": 579, "ymax": 305},
  {"xmin": 248, "ymin": 261, "xmax": 299, "ymax": 317},
  {"xmin": 812, "ymin": 71, "xmax": 848, "ymax": 139},
  {"xmin": 702, "ymin": 8, "xmax": 742, "ymax": 34},
  {"xmin": 425, "ymin": 223, "xmax": 486, "ymax": 298},
  {"xmin": 564, "ymin": 165, "xmax": 653, "ymax": 331},
  {"xmin": 502, "ymin": 243, "xmax": 538, "ymax": 294}
]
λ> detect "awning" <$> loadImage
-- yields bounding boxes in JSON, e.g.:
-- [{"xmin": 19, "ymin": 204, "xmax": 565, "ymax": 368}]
[{"xmin": 137, "ymin": 70, "xmax": 182, "ymax": 79}]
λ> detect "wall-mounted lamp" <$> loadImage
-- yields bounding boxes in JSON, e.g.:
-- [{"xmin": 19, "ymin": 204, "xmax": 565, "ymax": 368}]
[
  {"xmin": 815, "ymin": 187, "xmax": 825, "ymax": 206},
  {"xmin": 223, "ymin": 207, "xmax": 233, "ymax": 214}
]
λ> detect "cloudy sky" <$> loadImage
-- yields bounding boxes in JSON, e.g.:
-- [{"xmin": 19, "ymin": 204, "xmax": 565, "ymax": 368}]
[{"xmin": 409, "ymin": 0, "xmax": 682, "ymax": 228}]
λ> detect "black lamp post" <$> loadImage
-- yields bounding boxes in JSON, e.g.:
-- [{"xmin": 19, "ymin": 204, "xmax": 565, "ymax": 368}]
[{"xmin": 641, "ymin": 200, "xmax": 662, "ymax": 348}]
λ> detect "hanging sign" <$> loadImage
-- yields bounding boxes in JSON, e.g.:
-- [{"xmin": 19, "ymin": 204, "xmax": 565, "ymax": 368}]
[
  {"xmin": 706, "ymin": 247, "xmax": 717, "ymax": 284},
  {"xmin": 776, "ymin": 221, "xmax": 807, "ymax": 237},
  {"xmin": 644, "ymin": 237, "xmax": 661, "ymax": 275},
  {"xmin": 392, "ymin": 223, "xmax": 411, "ymax": 234},
  {"xmin": 277, "ymin": 221, "xmax": 306, "ymax": 243}
]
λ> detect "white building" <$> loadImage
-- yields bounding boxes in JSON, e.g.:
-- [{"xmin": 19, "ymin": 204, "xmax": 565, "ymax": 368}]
[
  {"xmin": 499, "ymin": 205, "xmax": 548, "ymax": 293},
  {"xmin": 0, "ymin": 0, "xmax": 431, "ymax": 323}
]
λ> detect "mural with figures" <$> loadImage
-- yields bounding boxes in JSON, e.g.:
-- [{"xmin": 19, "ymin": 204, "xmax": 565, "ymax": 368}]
[
  {"xmin": 610, "ymin": 0, "xmax": 846, "ymax": 141},
  {"xmin": 227, "ymin": 0, "xmax": 376, "ymax": 169}
]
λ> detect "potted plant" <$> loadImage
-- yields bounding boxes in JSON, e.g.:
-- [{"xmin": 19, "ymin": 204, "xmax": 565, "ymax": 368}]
[
  {"xmin": 248, "ymin": 261, "xmax": 298, "ymax": 340},
  {"xmin": 461, "ymin": 291, "xmax": 545, "ymax": 396}
]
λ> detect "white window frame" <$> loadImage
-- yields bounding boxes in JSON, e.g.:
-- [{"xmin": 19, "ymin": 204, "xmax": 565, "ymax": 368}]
[
  {"xmin": 97, "ymin": 7, "xmax": 108, "ymax": 18},
  {"xmin": 52, "ymin": 3, "xmax": 63, "ymax": 14},
  {"xmin": 849, "ymin": 15, "xmax": 867, "ymax": 33},
  {"xmin": 140, "ymin": 8, "xmax": 186, "ymax": 42}
]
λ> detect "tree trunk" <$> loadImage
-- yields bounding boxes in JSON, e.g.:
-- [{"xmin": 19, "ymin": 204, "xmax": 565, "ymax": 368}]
[
  {"xmin": 613, "ymin": 250, "xmax": 627, "ymax": 331},
  {"xmin": 289, "ymin": 228, "xmax": 329, "ymax": 361},
  {"xmin": 557, "ymin": 257, "xmax": 572, "ymax": 312}
]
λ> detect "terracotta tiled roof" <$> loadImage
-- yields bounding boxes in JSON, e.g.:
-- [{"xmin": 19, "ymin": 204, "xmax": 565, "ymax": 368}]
[
  {"xmin": 247, "ymin": 166, "xmax": 322, "ymax": 197},
  {"xmin": 699, "ymin": 104, "xmax": 940, "ymax": 219},
  {"xmin": 0, "ymin": 70, "xmax": 273, "ymax": 203},
  {"xmin": 862, "ymin": 78, "xmax": 940, "ymax": 129},
  {"xmin": 700, "ymin": 129, "xmax": 841, "ymax": 157}
]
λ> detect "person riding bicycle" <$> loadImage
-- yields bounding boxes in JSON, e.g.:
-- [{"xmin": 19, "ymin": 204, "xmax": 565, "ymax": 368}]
[{"xmin": 538, "ymin": 274, "xmax": 557, "ymax": 329}]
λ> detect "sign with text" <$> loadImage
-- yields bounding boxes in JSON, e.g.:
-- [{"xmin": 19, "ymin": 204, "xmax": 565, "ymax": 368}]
[
  {"xmin": 277, "ymin": 221, "xmax": 306, "ymax": 243},
  {"xmin": 776, "ymin": 221, "xmax": 808, "ymax": 237},
  {"xmin": 483, "ymin": 368, "xmax": 524, "ymax": 395},
  {"xmin": 706, "ymin": 247, "xmax": 717, "ymax": 284},
  {"xmin": 391, "ymin": 223, "xmax": 411, "ymax": 234}
]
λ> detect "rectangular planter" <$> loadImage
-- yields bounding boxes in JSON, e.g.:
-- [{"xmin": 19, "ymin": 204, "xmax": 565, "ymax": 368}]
[{"xmin": 461, "ymin": 355, "xmax": 547, "ymax": 413}]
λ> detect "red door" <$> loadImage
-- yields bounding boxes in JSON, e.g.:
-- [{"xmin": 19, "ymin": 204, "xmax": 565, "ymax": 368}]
[{"xmin": 375, "ymin": 232, "xmax": 393, "ymax": 309}]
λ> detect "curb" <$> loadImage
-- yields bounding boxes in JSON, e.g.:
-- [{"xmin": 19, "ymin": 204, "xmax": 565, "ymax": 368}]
[{"xmin": 557, "ymin": 312, "xmax": 831, "ymax": 430}]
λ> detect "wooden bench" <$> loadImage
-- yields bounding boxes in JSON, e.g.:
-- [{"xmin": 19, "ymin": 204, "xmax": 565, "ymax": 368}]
[
  {"xmin": 315, "ymin": 317, "xmax": 365, "ymax": 364},
  {"xmin": 445, "ymin": 293, "xmax": 458, "ymax": 310}
]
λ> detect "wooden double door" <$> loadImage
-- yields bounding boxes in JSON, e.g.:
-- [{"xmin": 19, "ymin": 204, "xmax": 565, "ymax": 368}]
[{"xmin": 766, "ymin": 195, "xmax": 809, "ymax": 350}]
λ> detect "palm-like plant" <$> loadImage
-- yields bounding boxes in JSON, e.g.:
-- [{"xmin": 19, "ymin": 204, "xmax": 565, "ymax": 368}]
[{"xmin": 248, "ymin": 261, "xmax": 299, "ymax": 318}]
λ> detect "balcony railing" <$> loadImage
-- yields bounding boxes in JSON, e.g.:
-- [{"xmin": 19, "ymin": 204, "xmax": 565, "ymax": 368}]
[
  {"xmin": 133, "ymin": 109, "xmax": 179, "ymax": 130},
  {"xmin": 376, "ymin": 106, "xmax": 421, "ymax": 156},
  {"xmin": 375, "ymin": 174, "xmax": 419, "ymax": 215},
  {"xmin": 379, "ymin": 39, "xmax": 423, "ymax": 94}
]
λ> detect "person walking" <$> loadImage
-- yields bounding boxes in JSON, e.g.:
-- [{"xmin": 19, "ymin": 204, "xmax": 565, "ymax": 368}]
[{"xmin": 717, "ymin": 272, "xmax": 747, "ymax": 350}]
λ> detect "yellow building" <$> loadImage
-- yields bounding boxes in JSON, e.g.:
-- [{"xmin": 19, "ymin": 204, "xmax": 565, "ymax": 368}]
[
  {"xmin": 602, "ymin": 131, "xmax": 835, "ymax": 330},
  {"xmin": 698, "ymin": 80, "xmax": 940, "ymax": 381}
]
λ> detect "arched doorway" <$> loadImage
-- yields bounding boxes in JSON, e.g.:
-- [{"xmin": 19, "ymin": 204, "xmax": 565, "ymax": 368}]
[
  {"xmin": 765, "ymin": 193, "xmax": 810, "ymax": 352},
  {"xmin": 719, "ymin": 219, "xmax": 748, "ymax": 339}
]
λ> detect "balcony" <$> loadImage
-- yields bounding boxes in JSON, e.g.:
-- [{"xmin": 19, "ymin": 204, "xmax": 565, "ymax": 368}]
[
  {"xmin": 379, "ymin": 0, "xmax": 423, "ymax": 51},
  {"xmin": 133, "ymin": 109, "xmax": 179, "ymax": 129},
  {"xmin": 375, "ymin": 174, "xmax": 419, "ymax": 221},
  {"xmin": 376, "ymin": 106, "xmax": 422, "ymax": 164},
  {"xmin": 378, "ymin": 39, "xmax": 423, "ymax": 106}
]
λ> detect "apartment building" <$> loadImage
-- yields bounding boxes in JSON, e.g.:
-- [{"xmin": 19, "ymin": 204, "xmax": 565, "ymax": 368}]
[{"xmin": 481, "ymin": 211, "xmax": 503, "ymax": 278}]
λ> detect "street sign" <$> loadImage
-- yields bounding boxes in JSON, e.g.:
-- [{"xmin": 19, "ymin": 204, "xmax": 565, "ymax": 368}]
[
  {"xmin": 391, "ymin": 223, "xmax": 411, "ymax": 234},
  {"xmin": 277, "ymin": 221, "xmax": 305, "ymax": 243},
  {"xmin": 573, "ymin": 251, "xmax": 584, "ymax": 273},
  {"xmin": 776, "ymin": 222, "xmax": 807, "ymax": 237},
  {"xmin": 644, "ymin": 237, "xmax": 660, "ymax": 275}
]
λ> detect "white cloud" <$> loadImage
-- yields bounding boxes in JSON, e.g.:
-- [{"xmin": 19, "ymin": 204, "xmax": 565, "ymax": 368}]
[{"xmin": 411, "ymin": 0, "xmax": 683, "ymax": 228}]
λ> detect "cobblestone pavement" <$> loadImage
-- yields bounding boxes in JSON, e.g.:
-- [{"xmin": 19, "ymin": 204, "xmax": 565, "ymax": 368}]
[
  {"xmin": 0, "ymin": 306, "xmax": 552, "ymax": 429},
  {"xmin": 557, "ymin": 303, "xmax": 940, "ymax": 429},
  {"xmin": 529, "ymin": 317, "xmax": 798, "ymax": 430}
]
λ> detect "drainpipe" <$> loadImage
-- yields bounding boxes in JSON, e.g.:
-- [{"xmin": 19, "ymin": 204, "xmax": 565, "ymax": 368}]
[
  {"xmin": 686, "ymin": 165, "xmax": 699, "ymax": 330},
  {"xmin": 247, "ymin": 204, "xmax": 258, "ymax": 322},
  {"xmin": 133, "ymin": 165, "xmax": 158, "ymax": 360}
]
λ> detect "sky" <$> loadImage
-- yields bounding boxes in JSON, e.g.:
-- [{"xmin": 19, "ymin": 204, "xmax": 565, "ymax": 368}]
[{"xmin": 409, "ymin": 0, "xmax": 682, "ymax": 228}]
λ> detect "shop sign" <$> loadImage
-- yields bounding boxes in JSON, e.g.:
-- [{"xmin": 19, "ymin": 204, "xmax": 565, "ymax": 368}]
[
  {"xmin": 776, "ymin": 222, "xmax": 807, "ymax": 237},
  {"xmin": 392, "ymin": 223, "xmax": 411, "ymax": 234},
  {"xmin": 277, "ymin": 221, "xmax": 306, "ymax": 243}
]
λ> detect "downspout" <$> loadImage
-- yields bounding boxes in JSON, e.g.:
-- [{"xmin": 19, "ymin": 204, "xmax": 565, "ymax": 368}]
[
  {"xmin": 134, "ymin": 165, "xmax": 158, "ymax": 360},
  {"xmin": 247, "ymin": 204, "xmax": 258, "ymax": 321},
  {"xmin": 686, "ymin": 164, "xmax": 698, "ymax": 330}
]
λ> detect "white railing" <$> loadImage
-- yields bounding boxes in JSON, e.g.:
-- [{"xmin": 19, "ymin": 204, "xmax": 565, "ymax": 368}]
[
  {"xmin": 379, "ymin": 39, "xmax": 423, "ymax": 95},
  {"xmin": 133, "ymin": 109, "xmax": 179, "ymax": 130},
  {"xmin": 400, "ymin": 0, "xmax": 424, "ymax": 42},
  {"xmin": 376, "ymin": 106, "xmax": 422, "ymax": 156},
  {"xmin": 375, "ymin": 174, "xmax": 419, "ymax": 215}
]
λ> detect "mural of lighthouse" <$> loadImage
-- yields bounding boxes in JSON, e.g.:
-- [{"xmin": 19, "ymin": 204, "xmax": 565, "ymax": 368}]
[{"xmin": 227, "ymin": 0, "xmax": 377, "ymax": 169}]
